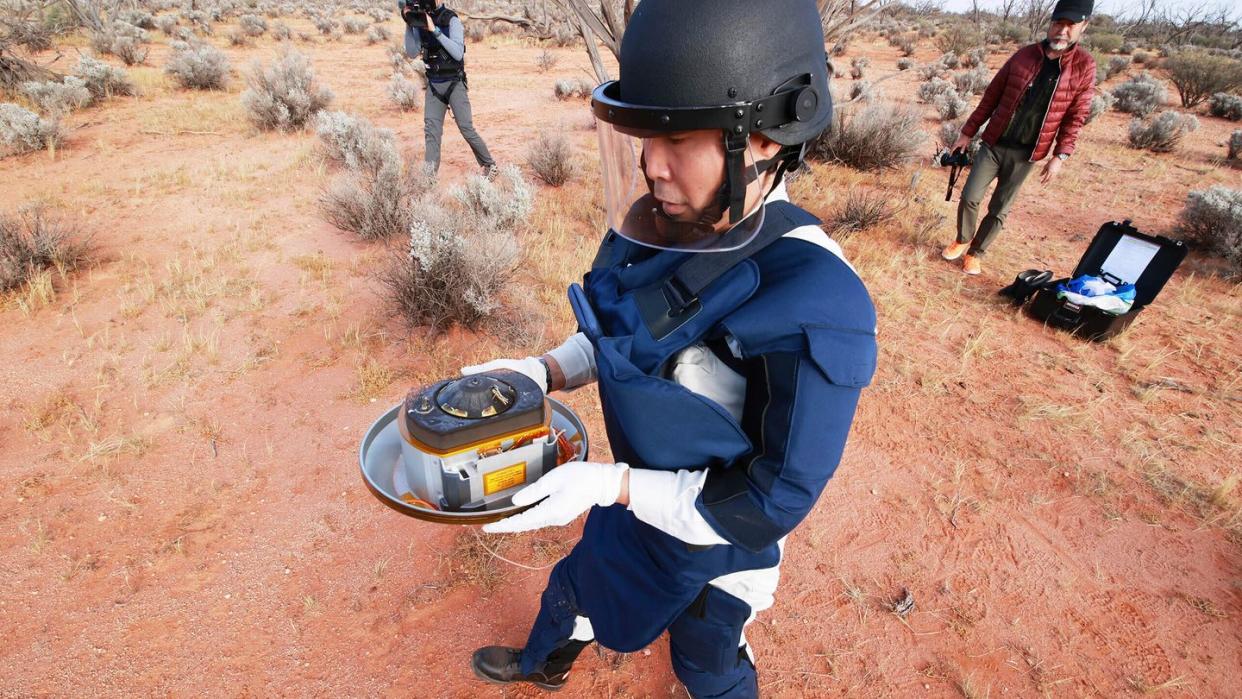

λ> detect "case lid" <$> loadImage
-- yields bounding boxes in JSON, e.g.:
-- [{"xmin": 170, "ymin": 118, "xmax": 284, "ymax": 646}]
[{"xmin": 1072, "ymin": 220, "xmax": 1187, "ymax": 308}]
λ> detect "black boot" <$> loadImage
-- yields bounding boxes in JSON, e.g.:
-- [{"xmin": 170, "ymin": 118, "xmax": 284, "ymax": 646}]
[{"xmin": 471, "ymin": 640, "xmax": 590, "ymax": 691}]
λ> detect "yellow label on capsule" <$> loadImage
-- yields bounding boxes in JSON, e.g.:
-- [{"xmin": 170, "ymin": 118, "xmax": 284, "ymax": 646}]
[{"xmin": 484, "ymin": 462, "xmax": 527, "ymax": 496}]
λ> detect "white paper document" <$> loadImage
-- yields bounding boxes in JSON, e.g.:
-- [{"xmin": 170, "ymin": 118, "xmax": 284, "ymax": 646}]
[{"xmin": 1101, "ymin": 235, "xmax": 1160, "ymax": 285}]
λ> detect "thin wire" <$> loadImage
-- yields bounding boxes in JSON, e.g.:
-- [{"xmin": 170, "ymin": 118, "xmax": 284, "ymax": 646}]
[{"xmin": 473, "ymin": 531, "xmax": 579, "ymax": 571}]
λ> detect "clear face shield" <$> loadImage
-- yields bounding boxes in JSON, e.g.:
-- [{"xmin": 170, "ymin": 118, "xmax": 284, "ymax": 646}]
[{"xmin": 596, "ymin": 122, "xmax": 766, "ymax": 253}]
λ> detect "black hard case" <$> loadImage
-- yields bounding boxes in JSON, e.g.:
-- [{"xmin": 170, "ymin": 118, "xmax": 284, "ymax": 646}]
[{"xmin": 1027, "ymin": 220, "xmax": 1187, "ymax": 341}]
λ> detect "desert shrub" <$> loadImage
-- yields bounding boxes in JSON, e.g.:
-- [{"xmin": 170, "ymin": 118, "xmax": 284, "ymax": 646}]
[
  {"xmin": 998, "ymin": 22, "xmax": 1024, "ymax": 44},
  {"xmin": 553, "ymin": 78, "xmax": 593, "ymax": 100},
  {"xmin": 847, "ymin": 81, "xmax": 878, "ymax": 102},
  {"xmin": 1132, "ymin": 50, "xmax": 1152, "ymax": 65},
  {"xmin": 382, "ymin": 186, "xmax": 523, "ymax": 331},
  {"xmin": 343, "ymin": 18, "xmax": 367, "ymax": 34},
  {"xmin": 1228, "ymin": 130, "xmax": 1242, "ymax": 161},
  {"xmin": 1163, "ymin": 51, "xmax": 1242, "ymax": 107},
  {"xmin": 828, "ymin": 190, "xmax": 894, "ymax": 236},
  {"xmin": 830, "ymin": 40, "xmax": 847, "ymax": 57},
  {"xmin": 174, "ymin": 26, "xmax": 195, "ymax": 41},
  {"xmin": 315, "ymin": 111, "xmax": 399, "ymax": 173},
  {"xmin": 0, "ymin": 104, "xmax": 62, "ymax": 156},
  {"xmin": 465, "ymin": 21, "xmax": 486, "ymax": 41},
  {"xmin": 451, "ymin": 165, "xmax": 534, "ymax": 231},
  {"xmin": 526, "ymin": 128, "xmax": 577, "ymax": 186},
  {"xmin": 897, "ymin": 37, "xmax": 915, "ymax": 56},
  {"xmin": 849, "ymin": 56, "xmax": 870, "ymax": 80},
  {"xmin": 1127, "ymin": 111, "xmax": 1198, "ymax": 152},
  {"xmin": 155, "ymin": 15, "xmax": 178, "ymax": 35},
  {"xmin": 811, "ymin": 102, "xmax": 926, "ymax": 171},
  {"xmin": 1112, "ymin": 72, "xmax": 1166, "ymax": 117},
  {"xmin": 935, "ymin": 24, "xmax": 982, "ymax": 57},
  {"xmin": 918, "ymin": 77, "xmax": 953, "ymax": 103},
  {"xmin": 1105, "ymin": 55, "xmax": 1129, "ymax": 81},
  {"xmin": 918, "ymin": 61, "xmax": 945, "ymax": 81},
  {"xmin": 1179, "ymin": 186, "xmax": 1242, "ymax": 266},
  {"xmin": 1086, "ymin": 90, "xmax": 1114, "ymax": 124},
  {"xmin": 110, "ymin": 34, "xmax": 149, "ymax": 65},
  {"xmin": 1089, "ymin": 33, "xmax": 1123, "ymax": 53},
  {"xmin": 940, "ymin": 52, "xmax": 960, "ymax": 70},
  {"xmin": 165, "ymin": 41, "xmax": 230, "ymax": 90},
  {"xmin": 1208, "ymin": 92, "xmax": 1242, "ymax": 121},
  {"xmin": 896, "ymin": 58, "xmax": 915, "ymax": 71},
  {"xmin": 241, "ymin": 50, "xmax": 334, "ymax": 131},
  {"xmin": 270, "ymin": 22, "xmax": 291, "ymax": 40},
  {"xmin": 935, "ymin": 88, "xmax": 969, "ymax": 120},
  {"xmin": 313, "ymin": 16, "xmax": 337, "ymax": 35},
  {"xmin": 365, "ymin": 24, "xmax": 390, "ymax": 44},
  {"xmin": 22, "ymin": 78, "xmax": 92, "ymax": 114},
  {"xmin": 118, "ymin": 9, "xmax": 155, "ymax": 29},
  {"xmin": 71, "ymin": 56, "xmax": 134, "ymax": 100},
  {"xmin": 387, "ymin": 72, "xmax": 421, "ymax": 111},
  {"xmin": 321, "ymin": 160, "xmax": 431, "ymax": 241},
  {"xmin": 239, "ymin": 13, "xmax": 267, "ymax": 36},
  {"xmin": 963, "ymin": 47, "xmax": 987, "ymax": 69},
  {"xmin": 227, "ymin": 28, "xmax": 253, "ymax": 46},
  {"xmin": 954, "ymin": 65, "xmax": 991, "ymax": 95},
  {"xmin": 0, "ymin": 205, "xmax": 91, "ymax": 293},
  {"xmin": 535, "ymin": 50, "xmax": 557, "ymax": 73},
  {"xmin": 937, "ymin": 118, "xmax": 982, "ymax": 158}
]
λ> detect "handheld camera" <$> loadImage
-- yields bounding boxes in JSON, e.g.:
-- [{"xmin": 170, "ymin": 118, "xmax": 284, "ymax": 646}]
[
  {"xmin": 935, "ymin": 147, "xmax": 973, "ymax": 202},
  {"xmin": 402, "ymin": 0, "xmax": 436, "ymax": 25}
]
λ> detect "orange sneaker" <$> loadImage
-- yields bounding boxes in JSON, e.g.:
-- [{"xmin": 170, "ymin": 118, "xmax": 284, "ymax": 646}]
[
  {"xmin": 942, "ymin": 242, "xmax": 970, "ymax": 261},
  {"xmin": 962, "ymin": 254, "xmax": 982, "ymax": 275}
]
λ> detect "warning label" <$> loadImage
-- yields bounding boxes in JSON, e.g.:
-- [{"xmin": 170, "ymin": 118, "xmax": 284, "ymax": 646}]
[{"xmin": 484, "ymin": 462, "xmax": 527, "ymax": 496}]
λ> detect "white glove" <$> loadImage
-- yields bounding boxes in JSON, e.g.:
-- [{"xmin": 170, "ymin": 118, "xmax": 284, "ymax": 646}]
[
  {"xmin": 482, "ymin": 462, "xmax": 629, "ymax": 534},
  {"xmin": 460, "ymin": 356, "xmax": 547, "ymax": 394}
]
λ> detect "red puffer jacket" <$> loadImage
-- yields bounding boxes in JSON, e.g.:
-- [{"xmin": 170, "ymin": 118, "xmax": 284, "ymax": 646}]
[{"xmin": 962, "ymin": 42, "xmax": 1096, "ymax": 161}]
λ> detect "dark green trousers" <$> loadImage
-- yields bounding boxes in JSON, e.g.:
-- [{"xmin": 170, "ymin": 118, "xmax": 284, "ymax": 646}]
[{"xmin": 956, "ymin": 143, "xmax": 1037, "ymax": 256}]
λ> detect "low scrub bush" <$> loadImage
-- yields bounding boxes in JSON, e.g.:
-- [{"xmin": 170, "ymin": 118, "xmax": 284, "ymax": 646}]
[
  {"xmin": 1127, "ymin": 111, "xmax": 1198, "ymax": 152},
  {"xmin": 1179, "ymin": 186, "xmax": 1242, "ymax": 267},
  {"xmin": 849, "ymin": 57, "xmax": 870, "ymax": 80},
  {"xmin": 1086, "ymin": 90, "xmax": 1114, "ymax": 124},
  {"xmin": 22, "ymin": 78, "xmax": 92, "ymax": 114},
  {"xmin": 382, "ymin": 177, "xmax": 525, "ymax": 331},
  {"xmin": 387, "ymin": 72, "xmax": 421, "ymax": 111},
  {"xmin": 847, "ymin": 81, "xmax": 877, "ymax": 102},
  {"xmin": 963, "ymin": 47, "xmax": 987, "ymax": 69},
  {"xmin": 313, "ymin": 16, "xmax": 337, "ymax": 35},
  {"xmin": 227, "ymin": 28, "xmax": 254, "ymax": 47},
  {"xmin": 111, "ymin": 36, "xmax": 148, "ymax": 66},
  {"xmin": 553, "ymin": 78, "xmax": 593, "ymax": 100},
  {"xmin": 897, "ymin": 37, "xmax": 915, "ymax": 57},
  {"xmin": 343, "ymin": 18, "xmax": 367, "ymax": 34},
  {"xmin": 954, "ymin": 65, "xmax": 990, "ymax": 95},
  {"xmin": 1227, "ymin": 129, "xmax": 1241, "ymax": 162},
  {"xmin": 940, "ymin": 52, "xmax": 960, "ymax": 70},
  {"xmin": 451, "ymin": 165, "xmax": 534, "ymax": 231},
  {"xmin": 272, "ymin": 22, "xmax": 292, "ymax": 41},
  {"xmin": 934, "ymin": 24, "xmax": 982, "ymax": 58},
  {"xmin": 1132, "ymin": 50, "xmax": 1152, "ymax": 65},
  {"xmin": 321, "ymin": 162, "xmax": 432, "ymax": 241},
  {"xmin": 526, "ymin": 129, "xmax": 577, "ymax": 186},
  {"xmin": 535, "ymin": 50, "xmax": 558, "ymax": 73},
  {"xmin": 935, "ymin": 88, "xmax": 969, "ymax": 120},
  {"xmin": 314, "ymin": 111, "xmax": 399, "ymax": 174},
  {"xmin": 1163, "ymin": 51, "xmax": 1242, "ymax": 107},
  {"xmin": 165, "ymin": 41, "xmax": 230, "ymax": 90},
  {"xmin": 1104, "ymin": 55, "xmax": 1129, "ymax": 81},
  {"xmin": 0, "ymin": 205, "xmax": 91, "ymax": 293},
  {"xmin": 918, "ymin": 77, "xmax": 953, "ymax": 103},
  {"xmin": 241, "ymin": 50, "xmax": 334, "ymax": 131},
  {"xmin": 155, "ymin": 15, "xmax": 178, "ymax": 35},
  {"xmin": 366, "ymin": 25, "xmax": 390, "ymax": 44},
  {"xmin": 1089, "ymin": 33, "xmax": 1123, "ymax": 53},
  {"xmin": 918, "ymin": 61, "xmax": 945, "ymax": 81},
  {"xmin": 1208, "ymin": 92, "xmax": 1242, "ymax": 121},
  {"xmin": 0, "ymin": 104, "xmax": 62, "ymax": 157},
  {"xmin": 828, "ymin": 190, "xmax": 894, "ymax": 236},
  {"xmin": 896, "ymin": 57, "xmax": 915, "ymax": 71},
  {"xmin": 1112, "ymin": 72, "xmax": 1166, "ymax": 117},
  {"xmin": 811, "ymin": 102, "xmax": 926, "ymax": 171},
  {"xmin": 239, "ymin": 13, "xmax": 267, "ymax": 37},
  {"xmin": 72, "ymin": 56, "xmax": 135, "ymax": 100}
]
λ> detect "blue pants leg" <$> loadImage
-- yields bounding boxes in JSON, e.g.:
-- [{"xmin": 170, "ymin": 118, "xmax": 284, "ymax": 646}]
[
  {"xmin": 668, "ymin": 586, "xmax": 758, "ymax": 699},
  {"xmin": 519, "ymin": 558, "xmax": 581, "ymax": 674}
]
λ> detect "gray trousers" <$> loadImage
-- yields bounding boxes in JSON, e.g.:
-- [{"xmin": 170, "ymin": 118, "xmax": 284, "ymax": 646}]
[
  {"xmin": 423, "ymin": 80, "xmax": 494, "ymax": 172},
  {"xmin": 956, "ymin": 143, "xmax": 1037, "ymax": 256}
]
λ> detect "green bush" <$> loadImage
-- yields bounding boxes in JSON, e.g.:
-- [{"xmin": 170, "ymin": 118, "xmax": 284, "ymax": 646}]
[{"xmin": 1162, "ymin": 51, "xmax": 1242, "ymax": 108}]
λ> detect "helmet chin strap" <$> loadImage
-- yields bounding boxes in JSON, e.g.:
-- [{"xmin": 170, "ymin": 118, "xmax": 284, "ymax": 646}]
[{"xmin": 639, "ymin": 134, "xmax": 798, "ymax": 230}]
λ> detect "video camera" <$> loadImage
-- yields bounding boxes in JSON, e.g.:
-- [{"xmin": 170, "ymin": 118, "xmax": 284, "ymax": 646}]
[
  {"xmin": 934, "ymin": 147, "xmax": 973, "ymax": 202},
  {"xmin": 402, "ymin": 0, "xmax": 435, "ymax": 25}
]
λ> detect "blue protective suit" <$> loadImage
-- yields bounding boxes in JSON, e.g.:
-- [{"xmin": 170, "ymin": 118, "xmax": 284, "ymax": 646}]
[{"xmin": 520, "ymin": 201, "xmax": 877, "ymax": 697}]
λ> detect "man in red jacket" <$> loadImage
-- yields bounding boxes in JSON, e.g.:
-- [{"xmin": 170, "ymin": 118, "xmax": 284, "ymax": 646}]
[{"xmin": 942, "ymin": 0, "xmax": 1096, "ymax": 275}]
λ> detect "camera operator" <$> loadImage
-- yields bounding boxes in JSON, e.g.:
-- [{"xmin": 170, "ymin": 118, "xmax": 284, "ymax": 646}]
[
  {"xmin": 399, "ymin": 0, "xmax": 497, "ymax": 177},
  {"xmin": 941, "ymin": 0, "xmax": 1096, "ymax": 276}
]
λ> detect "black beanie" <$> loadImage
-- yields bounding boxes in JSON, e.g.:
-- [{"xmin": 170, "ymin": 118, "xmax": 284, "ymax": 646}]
[{"xmin": 1051, "ymin": 0, "xmax": 1093, "ymax": 23}]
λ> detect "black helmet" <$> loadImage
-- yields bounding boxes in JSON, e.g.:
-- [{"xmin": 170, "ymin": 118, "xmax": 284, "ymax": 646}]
[{"xmin": 591, "ymin": 0, "xmax": 832, "ymax": 251}]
